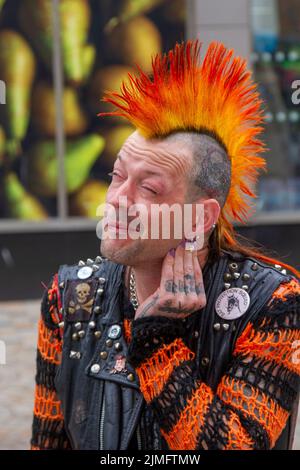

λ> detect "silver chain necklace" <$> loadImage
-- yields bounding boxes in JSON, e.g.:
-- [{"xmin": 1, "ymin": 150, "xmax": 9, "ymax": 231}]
[{"xmin": 129, "ymin": 269, "xmax": 139, "ymax": 311}]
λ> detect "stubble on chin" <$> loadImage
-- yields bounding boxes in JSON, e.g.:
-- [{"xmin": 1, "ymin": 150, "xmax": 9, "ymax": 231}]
[{"xmin": 100, "ymin": 238, "xmax": 143, "ymax": 266}]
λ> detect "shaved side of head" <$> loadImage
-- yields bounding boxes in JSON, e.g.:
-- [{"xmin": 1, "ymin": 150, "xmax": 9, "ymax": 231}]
[{"xmin": 164, "ymin": 131, "xmax": 231, "ymax": 207}]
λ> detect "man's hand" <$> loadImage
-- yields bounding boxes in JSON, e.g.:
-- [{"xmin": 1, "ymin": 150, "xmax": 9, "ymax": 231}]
[{"xmin": 134, "ymin": 240, "xmax": 207, "ymax": 320}]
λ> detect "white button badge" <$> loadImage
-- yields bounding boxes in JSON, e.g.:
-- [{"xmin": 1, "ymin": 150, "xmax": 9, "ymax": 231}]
[
  {"xmin": 215, "ymin": 287, "xmax": 250, "ymax": 320},
  {"xmin": 77, "ymin": 266, "xmax": 93, "ymax": 280}
]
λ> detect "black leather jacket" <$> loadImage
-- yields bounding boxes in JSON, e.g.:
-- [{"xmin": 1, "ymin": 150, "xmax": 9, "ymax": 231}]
[{"xmin": 53, "ymin": 249, "xmax": 299, "ymax": 450}]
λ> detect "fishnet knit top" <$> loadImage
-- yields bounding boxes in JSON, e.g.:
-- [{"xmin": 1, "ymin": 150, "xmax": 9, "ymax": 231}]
[{"xmin": 31, "ymin": 270, "xmax": 300, "ymax": 450}]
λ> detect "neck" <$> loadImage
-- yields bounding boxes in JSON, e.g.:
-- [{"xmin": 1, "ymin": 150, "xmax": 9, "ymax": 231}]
[{"xmin": 127, "ymin": 245, "xmax": 209, "ymax": 306}]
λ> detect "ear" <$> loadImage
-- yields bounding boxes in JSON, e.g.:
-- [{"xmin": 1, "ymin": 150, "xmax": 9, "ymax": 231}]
[
  {"xmin": 193, "ymin": 198, "xmax": 220, "ymax": 235},
  {"xmin": 203, "ymin": 198, "xmax": 220, "ymax": 233},
  {"xmin": 184, "ymin": 197, "xmax": 220, "ymax": 242}
]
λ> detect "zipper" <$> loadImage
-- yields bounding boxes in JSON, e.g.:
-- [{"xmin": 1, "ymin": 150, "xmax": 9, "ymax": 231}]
[
  {"xmin": 120, "ymin": 394, "xmax": 144, "ymax": 450},
  {"xmin": 99, "ymin": 394, "xmax": 106, "ymax": 450},
  {"xmin": 136, "ymin": 423, "xmax": 142, "ymax": 450}
]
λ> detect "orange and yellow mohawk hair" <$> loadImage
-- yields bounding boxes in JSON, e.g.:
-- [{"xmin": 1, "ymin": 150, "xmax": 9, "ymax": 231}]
[
  {"xmin": 99, "ymin": 40, "xmax": 300, "ymax": 277},
  {"xmin": 99, "ymin": 40, "xmax": 266, "ymax": 229}
]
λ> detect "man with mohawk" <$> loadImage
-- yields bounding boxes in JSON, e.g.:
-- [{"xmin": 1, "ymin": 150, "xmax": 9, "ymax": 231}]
[{"xmin": 31, "ymin": 41, "xmax": 300, "ymax": 450}]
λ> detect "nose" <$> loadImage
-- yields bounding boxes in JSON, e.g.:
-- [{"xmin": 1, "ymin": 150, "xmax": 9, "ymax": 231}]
[{"xmin": 106, "ymin": 178, "xmax": 135, "ymax": 213}]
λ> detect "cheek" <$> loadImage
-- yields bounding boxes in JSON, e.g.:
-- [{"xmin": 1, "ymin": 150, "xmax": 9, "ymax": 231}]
[
  {"xmin": 139, "ymin": 199, "xmax": 185, "ymax": 240},
  {"xmin": 130, "ymin": 201, "xmax": 152, "ymax": 235}
]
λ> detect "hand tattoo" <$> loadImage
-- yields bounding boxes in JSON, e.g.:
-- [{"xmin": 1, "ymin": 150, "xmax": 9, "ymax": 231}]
[{"xmin": 137, "ymin": 294, "xmax": 159, "ymax": 318}]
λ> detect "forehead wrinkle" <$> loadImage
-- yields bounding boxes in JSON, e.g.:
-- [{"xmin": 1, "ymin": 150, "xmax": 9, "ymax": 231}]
[
  {"xmin": 121, "ymin": 139, "xmax": 189, "ymax": 177},
  {"xmin": 117, "ymin": 150, "xmax": 163, "ymax": 177}
]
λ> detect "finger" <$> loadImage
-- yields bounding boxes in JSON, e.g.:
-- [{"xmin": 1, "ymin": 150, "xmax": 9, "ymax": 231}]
[
  {"xmin": 160, "ymin": 248, "xmax": 175, "ymax": 295},
  {"xmin": 183, "ymin": 245, "xmax": 196, "ymax": 295},
  {"xmin": 173, "ymin": 240, "xmax": 185, "ymax": 295}
]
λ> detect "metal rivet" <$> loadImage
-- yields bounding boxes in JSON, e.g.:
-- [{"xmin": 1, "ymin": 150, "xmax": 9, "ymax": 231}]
[
  {"xmin": 78, "ymin": 330, "xmax": 85, "ymax": 339},
  {"xmin": 91, "ymin": 364, "xmax": 100, "ymax": 374},
  {"xmin": 58, "ymin": 321, "xmax": 64, "ymax": 328},
  {"xmin": 89, "ymin": 321, "xmax": 96, "ymax": 329},
  {"xmin": 106, "ymin": 339, "xmax": 113, "ymax": 347},
  {"xmin": 275, "ymin": 264, "xmax": 282, "ymax": 269},
  {"xmin": 70, "ymin": 350, "xmax": 81, "ymax": 359},
  {"xmin": 229, "ymin": 262, "xmax": 238, "ymax": 271},
  {"xmin": 127, "ymin": 373, "xmax": 135, "ymax": 382},
  {"xmin": 94, "ymin": 306, "xmax": 102, "ymax": 314},
  {"xmin": 98, "ymin": 277, "xmax": 106, "ymax": 285},
  {"xmin": 114, "ymin": 342, "xmax": 122, "ymax": 351},
  {"xmin": 242, "ymin": 273, "xmax": 250, "ymax": 281},
  {"xmin": 223, "ymin": 273, "xmax": 232, "ymax": 282},
  {"xmin": 213, "ymin": 323, "xmax": 221, "ymax": 331},
  {"xmin": 78, "ymin": 260, "xmax": 85, "ymax": 266},
  {"xmin": 224, "ymin": 283, "xmax": 231, "ymax": 289},
  {"xmin": 92, "ymin": 264, "xmax": 99, "ymax": 272},
  {"xmin": 194, "ymin": 330, "xmax": 199, "ymax": 338},
  {"xmin": 59, "ymin": 281, "xmax": 65, "ymax": 288},
  {"xmin": 94, "ymin": 330, "xmax": 102, "ymax": 339},
  {"xmin": 251, "ymin": 263, "xmax": 258, "ymax": 271},
  {"xmin": 95, "ymin": 256, "xmax": 103, "ymax": 264},
  {"xmin": 97, "ymin": 288, "xmax": 104, "ymax": 296},
  {"xmin": 201, "ymin": 357, "xmax": 210, "ymax": 367},
  {"xmin": 281, "ymin": 269, "xmax": 287, "ymax": 275},
  {"xmin": 86, "ymin": 258, "xmax": 94, "ymax": 265},
  {"xmin": 74, "ymin": 322, "xmax": 82, "ymax": 330},
  {"xmin": 222, "ymin": 323, "xmax": 230, "ymax": 331},
  {"xmin": 100, "ymin": 351, "xmax": 108, "ymax": 360},
  {"xmin": 72, "ymin": 332, "xmax": 79, "ymax": 341},
  {"xmin": 242, "ymin": 285, "xmax": 249, "ymax": 291},
  {"xmin": 233, "ymin": 272, "xmax": 240, "ymax": 279}
]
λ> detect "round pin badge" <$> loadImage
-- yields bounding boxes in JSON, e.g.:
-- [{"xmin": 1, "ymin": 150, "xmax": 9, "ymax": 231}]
[
  {"xmin": 108, "ymin": 324, "xmax": 121, "ymax": 340},
  {"xmin": 77, "ymin": 266, "xmax": 93, "ymax": 280},
  {"xmin": 215, "ymin": 287, "xmax": 250, "ymax": 320}
]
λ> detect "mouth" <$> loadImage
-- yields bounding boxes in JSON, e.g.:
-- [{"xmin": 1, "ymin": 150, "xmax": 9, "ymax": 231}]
[{"xmin": 106, "ymin": 220, "xmax": 143, "ymax": 235}]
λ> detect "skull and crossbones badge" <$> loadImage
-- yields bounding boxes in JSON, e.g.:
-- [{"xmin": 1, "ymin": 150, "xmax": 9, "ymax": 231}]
[
  {"xmin": 215, "ymin": 287, "xmax": 250, "ymax": 320},
  {"xmin": 65, "ymin": 279, "xmax": 97, "ymax": 322}
]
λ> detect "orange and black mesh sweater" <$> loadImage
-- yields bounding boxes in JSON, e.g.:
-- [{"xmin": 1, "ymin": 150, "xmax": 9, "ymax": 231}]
[
  {"xmin": 126, "ymin": 277, "xmax": 300, "ymax": 450},
  {"xmin": 31, "ymin": 274, "xmax": 300, "ymax": 450},
  {"xmin": 31, "ymin": 274, "xmax": 71, "ymax": 450}
]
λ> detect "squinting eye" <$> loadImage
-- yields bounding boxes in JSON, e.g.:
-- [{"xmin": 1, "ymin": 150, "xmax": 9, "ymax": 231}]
[
  {"xmin": 142, "ymin": 186, "xmax": 157, "ymax": 195},
  {"xmin": 107, "ymin": 171, "xmax": 122, "ymax": 179}
]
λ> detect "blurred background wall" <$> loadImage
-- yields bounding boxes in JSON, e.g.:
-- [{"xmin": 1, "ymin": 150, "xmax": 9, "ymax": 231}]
[{"xmin": 0, "ymin": 0, "xmax": 300, "ymax": 300}]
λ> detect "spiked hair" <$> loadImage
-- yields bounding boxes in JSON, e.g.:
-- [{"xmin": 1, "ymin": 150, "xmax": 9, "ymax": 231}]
[{"xmin": 99, "ymin": 40, "xmax": 300, "ymax": 277}]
